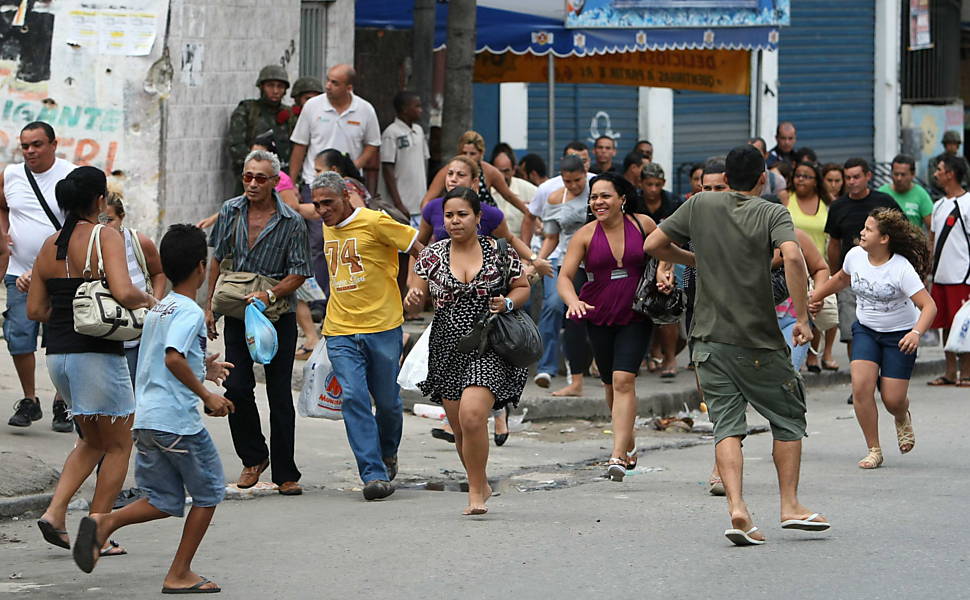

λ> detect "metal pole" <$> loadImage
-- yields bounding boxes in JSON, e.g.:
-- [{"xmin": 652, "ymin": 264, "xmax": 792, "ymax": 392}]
[{"xmin": 547, "ymin": 53, "xmax": 555, "ymax": 173}]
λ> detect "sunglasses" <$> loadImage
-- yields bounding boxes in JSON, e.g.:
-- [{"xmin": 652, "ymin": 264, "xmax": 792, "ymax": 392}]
[{"xmin": 242, "ymin": 173, "xmax": 274, "ymax": 184}]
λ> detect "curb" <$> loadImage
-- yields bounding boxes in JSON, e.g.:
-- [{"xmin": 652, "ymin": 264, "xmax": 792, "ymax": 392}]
[
  {"xmin": 0, "ymin": 493, "xmax": 53, "ymax": 519},
  {"xmin": 402, "ymin": 358, "xmax": 947, "ymax": 421}
]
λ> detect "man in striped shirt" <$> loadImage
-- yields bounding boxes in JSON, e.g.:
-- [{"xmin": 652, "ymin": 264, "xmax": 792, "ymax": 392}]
[{"xmin": 205, "ymin": 149, "xmax": 312, "ymax": 496}]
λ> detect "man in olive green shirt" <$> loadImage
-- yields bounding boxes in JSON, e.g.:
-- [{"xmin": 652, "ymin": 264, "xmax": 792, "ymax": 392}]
[{"xmin": 645, "ymin": 145, "xmax": 830, "ymax": 546}]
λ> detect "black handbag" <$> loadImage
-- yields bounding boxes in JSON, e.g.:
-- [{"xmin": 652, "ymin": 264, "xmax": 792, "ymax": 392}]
[
  {"xmin": 632, "ymin": 257, "xmax": 687, "ymax": 325},
  {"xmin": 487, "ymin": 239, "xmax": 542, "ymax": 367},
  {"xmin": 456, "ymin": 239, "xmax": 542, "ymax": 367}
]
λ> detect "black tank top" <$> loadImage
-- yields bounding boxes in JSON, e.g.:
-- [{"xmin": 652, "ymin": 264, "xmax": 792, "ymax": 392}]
[{"xmin": 45, "ymin": 278, "xmax": 124, "ymax": 355}]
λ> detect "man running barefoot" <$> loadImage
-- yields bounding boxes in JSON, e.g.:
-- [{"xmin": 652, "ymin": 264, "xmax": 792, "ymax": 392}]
[{"xmin": 646, "ymin": 145, "xmax": 830, "ymax": 546}]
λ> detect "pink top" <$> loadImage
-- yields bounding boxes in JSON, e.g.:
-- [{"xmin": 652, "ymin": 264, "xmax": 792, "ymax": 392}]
[
  {"xmin": 276, "ymin": 171, "xmax": 295, "ymax": 193},
  {"xmin": 575, "ymin": 217, "xmax": 646, "ymax": 326}
]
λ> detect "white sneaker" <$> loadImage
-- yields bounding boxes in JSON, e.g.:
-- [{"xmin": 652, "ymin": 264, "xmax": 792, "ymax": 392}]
[{"xmin": 534, "ymin": 372, "xmax": 552, "ymax": 388}]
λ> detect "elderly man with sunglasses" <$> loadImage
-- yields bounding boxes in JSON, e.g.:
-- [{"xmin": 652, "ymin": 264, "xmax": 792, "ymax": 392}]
[{"xmin": 205, "ymin": 149, "xmax": 312, "ymax": 496}]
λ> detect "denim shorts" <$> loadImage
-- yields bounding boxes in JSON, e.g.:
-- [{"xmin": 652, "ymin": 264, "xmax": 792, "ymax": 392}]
[
  {"xmin": 134, "ymin": 428, "xmax": 226, "ymax": 517},
  {"xmin": 3, "ymin": 274, "xmax": 40, "ymax": 355},
  {"xmin": 850, "ymin": 321, "xmax": 917, "ymax": 380},
  {"xmin": 47, "ymin": 353, "xmax": 134, "ymax": 418}
]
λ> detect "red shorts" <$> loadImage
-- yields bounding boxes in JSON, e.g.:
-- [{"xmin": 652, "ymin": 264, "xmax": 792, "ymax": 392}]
[{"xmin": 930, "ymin": 283, "xmax": 970, "ymax": 330}]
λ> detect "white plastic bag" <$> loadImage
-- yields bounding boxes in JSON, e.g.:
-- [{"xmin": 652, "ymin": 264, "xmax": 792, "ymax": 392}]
[
  {"xmin": 298, "ymin": 339, "xmax": 343, "ymax": 420},
  {"xmin": 397, "ymin": 325, "xmax": 432, "ymax": 391},
  {"xmin": 944, "ymin": 300, "xmax": 970, "ymax": 353}
]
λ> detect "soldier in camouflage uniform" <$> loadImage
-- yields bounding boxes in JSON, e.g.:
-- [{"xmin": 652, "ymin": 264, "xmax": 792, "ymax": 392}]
[
  {"xmin": 227, "ymin": 65, "xmax": 294, "ymax": 193},
  {"xmin": 289, "ymin": 76, "xmax": 324, "ymax": 131}
]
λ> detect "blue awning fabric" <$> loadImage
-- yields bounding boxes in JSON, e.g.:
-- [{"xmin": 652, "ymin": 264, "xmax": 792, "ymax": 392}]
[{"xmin": 355, "ymin": 1, "xmax": 779, "ymax": 55}]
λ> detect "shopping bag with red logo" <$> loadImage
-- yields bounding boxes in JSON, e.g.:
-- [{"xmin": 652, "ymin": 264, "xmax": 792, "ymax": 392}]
[{"xmin": 298, "ymin": 338, "xmax": 344, "ymax": 420}]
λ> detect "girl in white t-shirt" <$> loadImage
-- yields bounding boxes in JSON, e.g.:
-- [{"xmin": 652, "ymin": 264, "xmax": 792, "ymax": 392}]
[{"xmin": 811, "ymin": 208, "xmax": 936, "ymax": 469}]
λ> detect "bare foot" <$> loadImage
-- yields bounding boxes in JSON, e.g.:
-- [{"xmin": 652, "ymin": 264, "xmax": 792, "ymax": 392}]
[
  {"xmin": 163, "ymin": 572, "xmax": 221, "ymax": 593},
  {"xmin": 552, "ymin": 382, "xmax": 583, "ymax": 397},
  {"xmin": 463, "ymin": 487, "xmax": 491, "ymax": 515}
]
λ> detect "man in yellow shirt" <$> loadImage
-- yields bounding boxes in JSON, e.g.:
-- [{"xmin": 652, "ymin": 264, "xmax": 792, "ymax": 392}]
[{"xmin": 311, "ymin": 171, "xmax": 425, "ymax": 500}]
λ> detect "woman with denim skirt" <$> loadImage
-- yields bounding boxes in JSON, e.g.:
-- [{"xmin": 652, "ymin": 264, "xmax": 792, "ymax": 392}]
[{"xmin": 26, "ymin": 166, "xmax": 156, "ymax": 554}]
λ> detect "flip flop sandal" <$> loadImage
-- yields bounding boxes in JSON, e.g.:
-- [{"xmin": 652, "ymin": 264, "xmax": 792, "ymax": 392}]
[
  {"xmin": 72, "ymin": 516, "xmax": 100, "ymax": 574},
  {"xmin": 822, "ymin": 360, "xmax": 840, "ymax": 371},
  {"xmin": 927, "ymin": 376, "xmax": 957, "ymax": 386},
  {"xmin": 708, "ymin": 477, "xmax": 725, "ymax": 496},
  {"xmin": 781, "ymin": 513, "xmax": 831, "ymax": 531},
  {"xmin": 724, "ymin": 526, "xmax": 765, "ymax": 546},
  {"xmin": 161, "ymin": 576, "xmax": 221, "ymax": 594},
  {"xmin": 858, "ymin": 447, "xmax": 883, "ymax": 469},
  {"xmin": 805, "ymin": 363, "xmax": 821, "ymax": 374},
  {"xmin": 646, "ymin": 357, "xmax": 662, "ymax": 372},
  {"xmin": 100, "ymin": 539, "xmax": 127, "ymax": 557},
  {"xmin": 660, "ymin": 368, "xmax": 677, "ymax": 379},
  {"xmin": 957, "ymin": 379, "xmax": 970, "ymax": 388},
  {"xmin": 37, "ymin": 519, "xmax": 70, "ymax": 550},
  {"xmin": 606, "ymin": 457, "xmax": 626, "ymax": 482},
  {"xmin": 896, "ymin": 412, "xmax": 915, "ymax": 454}
]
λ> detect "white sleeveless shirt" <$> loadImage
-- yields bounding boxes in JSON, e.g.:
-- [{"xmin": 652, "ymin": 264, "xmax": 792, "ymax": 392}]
[
  {"xmin": 122, "ymin": 228, "xmax": 149, "ymax": 349},
  {"xmin": 3, "ymin": 158, "xmax": 74, "ymax": 276}
]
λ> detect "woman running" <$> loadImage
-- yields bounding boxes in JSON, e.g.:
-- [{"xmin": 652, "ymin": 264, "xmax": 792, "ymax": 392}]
[
  {"xmin": 406, "ymin": 190, "xmax": 530, "ymax": 514},
  {"xmin": 810, "ymin": 208, "xmax": 936, "ymax": 469},
  {"xmin": 557, "ymin": 172, "xmax": 657, "ymax": 481}
]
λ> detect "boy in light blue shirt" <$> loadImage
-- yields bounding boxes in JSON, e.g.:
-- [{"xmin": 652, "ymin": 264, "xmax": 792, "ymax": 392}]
[{"xmin": 71, "ymin": 225, "xmax": 235, "ymax": 594}]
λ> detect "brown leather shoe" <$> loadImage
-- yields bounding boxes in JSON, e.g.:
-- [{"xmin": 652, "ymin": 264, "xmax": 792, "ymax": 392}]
[
  {"xmin": 236, "ymin": 459, "xmax": 269, "ymax": 489},
  {"xmin": 277, "ymin": 481, "xmax": 302, "ymax": 496}
]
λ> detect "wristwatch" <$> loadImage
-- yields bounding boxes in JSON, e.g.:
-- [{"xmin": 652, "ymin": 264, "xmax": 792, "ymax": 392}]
[
  {"xmin": 265, "ymin": 289, "xmax": 277, "ymax": 304},
  {"xmin": 529, "ymin": 253, "xmax": 539, "ymax": 262},
  {"xmin": 504, "ymin": 297, "xmax": 514, "ymax": 313}
]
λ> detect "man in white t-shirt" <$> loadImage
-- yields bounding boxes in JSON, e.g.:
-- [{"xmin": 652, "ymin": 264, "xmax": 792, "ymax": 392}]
[
  {"xmin": 288, "ymin": 64, "xmax": 380, "ymax": 192},
  {"xmin": 0, "ymin": 121, "xmax": 74, "ymax": 431},
  {"xmin": 523, "ymin": 141, "xmax": 594, "ymax": 246},
  {"xmin": 928, "ymin": 155, "xmax": 970, "ymax": 386},
  {"xmin": 380, "ymin": 91, "xmax": 429, "ymax": 228},
  {"xmin": 490, "ymin": 149, "xmax": 537, "ymax": 239}
]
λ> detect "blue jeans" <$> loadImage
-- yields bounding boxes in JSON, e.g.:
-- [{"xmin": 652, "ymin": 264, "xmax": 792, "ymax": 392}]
[
  {"xmin": 777, "ymin": 313, "xmax": 809, "ymax": 371},
  {"xmin": 326, "ymin": 327, "xmax": 404, "ymax": 483},
  {"xmin": 537, "ymin": 266, "xmax": 564, "ymax": 375}
]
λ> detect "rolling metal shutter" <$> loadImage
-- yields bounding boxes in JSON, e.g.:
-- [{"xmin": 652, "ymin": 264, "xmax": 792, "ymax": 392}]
[
  {"xmin": 527, "ymin": 83, "xmax": 640, "ymax": 166},
  {"xmin": 778, "ymin": 0, "xmax": 875, "ymax": 163},
  {"xmin": 672, "ymin": 90, "xmax": 751, "ymax": 197}
]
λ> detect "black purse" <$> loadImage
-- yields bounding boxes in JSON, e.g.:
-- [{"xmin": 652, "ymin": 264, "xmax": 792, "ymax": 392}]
[
  {"xmin": 631, "ymin": 257, "xmax": 687, "ymax": 325},
  {"xmin": 456, "ymin": 239, "xmax": 542, "ymax": 368}
]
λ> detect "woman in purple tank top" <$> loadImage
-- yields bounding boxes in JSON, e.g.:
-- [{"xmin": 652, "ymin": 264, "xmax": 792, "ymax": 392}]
[{"xmin": 557, "ymin": 172, "xmax": 657, "ymax": 482}]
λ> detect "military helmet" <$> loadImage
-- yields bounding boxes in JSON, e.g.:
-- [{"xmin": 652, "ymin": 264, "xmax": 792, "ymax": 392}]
[
  {"xmin": 942, "ymin": 130, "xmax": 962, "ymax": 145},
  {"xmin": 291, "ymin": 76, "xmax": 324, "ymax": 99},
  {"xmin": 256, "ymin": 64, "xmax": 290, "ymax": 87}
]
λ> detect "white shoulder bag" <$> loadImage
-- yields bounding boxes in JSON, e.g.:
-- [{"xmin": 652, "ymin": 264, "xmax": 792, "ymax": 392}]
[{"xmin": 73, "ymin": 224, "xmax": 147, "ymax": 341}]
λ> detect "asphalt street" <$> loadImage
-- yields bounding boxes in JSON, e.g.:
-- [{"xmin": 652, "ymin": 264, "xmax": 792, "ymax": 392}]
[{"xmin": 0, "ymin": 374, "xmax": 967, "ymax": 599}]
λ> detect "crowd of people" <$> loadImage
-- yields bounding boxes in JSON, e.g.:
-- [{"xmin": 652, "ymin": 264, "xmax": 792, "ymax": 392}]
[{"xmin": 2, "ymin": 62, "xmax": 969, "ymax": 589}]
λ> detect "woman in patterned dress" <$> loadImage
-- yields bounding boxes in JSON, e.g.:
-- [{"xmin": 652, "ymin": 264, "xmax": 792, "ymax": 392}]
[{"xmin": 406, "ymin": 188, "xmax": 531, "ymax": 515}]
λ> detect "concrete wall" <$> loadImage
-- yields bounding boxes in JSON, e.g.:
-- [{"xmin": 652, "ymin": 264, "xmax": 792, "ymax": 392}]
[
  {"xmin": 0, "ymin": 0, "xmax": 170, "ymax": 235},
  {"xmin": 161, "ymin": 0, "xmax": 302, "ymax": 231}
]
